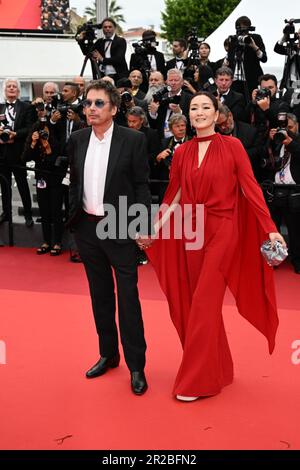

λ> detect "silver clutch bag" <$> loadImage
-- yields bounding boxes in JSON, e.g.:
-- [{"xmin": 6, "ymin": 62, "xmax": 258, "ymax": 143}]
[{"xmin": 260, "ymin": 240, "xmax": 288, "ymax": 267}]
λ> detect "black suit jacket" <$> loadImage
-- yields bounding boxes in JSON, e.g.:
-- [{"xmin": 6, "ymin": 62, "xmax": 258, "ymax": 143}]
[
  {"xmin": 0, "ymin": 100, "xmax": 33, "ymax": 164},
  {"xmin": 94, "ymin": 35, "xmax": 128, "ymax": 79},
  {"xmin": 222, "ymin": 89, "xmax": 246, "ymax": 122},
  {"xmin": 274, "ymin": 42, "xmax": 300, "ymax": 89},
  {"xmin": 67, "ymin": 125, "xmax": 152, "ymax": 238},
  {"xmin": 148, "ymin": 90, "xmax": 192, "ymax": 139},
  {"xmin": 228, "ymin": 33, "xmax": 267, "ymax": 93}
]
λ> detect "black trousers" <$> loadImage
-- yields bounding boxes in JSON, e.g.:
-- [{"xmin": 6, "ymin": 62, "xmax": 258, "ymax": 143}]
[
  {"xmin": 36, "ymin": 184, "xmax": 64, "ymax": 245},
  {"xmin": 74, "ymin": 215, "xmax": 146, "ymax": 372},
  {"xmin": 0, "ymin": 164, "xmax": 32, "ymax": 218}
]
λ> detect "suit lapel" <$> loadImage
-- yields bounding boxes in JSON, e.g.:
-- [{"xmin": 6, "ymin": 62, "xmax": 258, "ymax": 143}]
[
  {"xmin": 78, "ymin": 128, "xmax": 92, "ymax": 197},
  {"xmin": 13, "ymin": 100, "xmax": 21, "ymax": 129},
  {"xmin": 104, "ymin": 124, "xmax": 123, "ymax": 195}
]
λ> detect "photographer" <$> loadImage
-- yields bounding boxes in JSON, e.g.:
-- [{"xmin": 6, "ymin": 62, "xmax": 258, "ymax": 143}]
[
  {"xmin": 215, "ymin": 66, "xmax": 246, "ymax": 121},
  {"xmin": 0, "ymin": 78, "xmax": 34, "ymax": 226},
  {"xmin": 227, "ymin": 16, "xmax": 267, "ymax": 99},
  {"xmin": 264, "ymin": 113, "xmax": 300, "ymax": 273},
  {"xmin": 115, "ymin": 78, "xmax": 147, "ymax": 126},
  {"xmin": 92, "ymin": 18, "xmax": 128, "ymax": 82},
  {"xmin": 247, "ymin": 74, "xmax": 290, "ymax": 131},
  {"xmin": 130, "ymin": 30, "xmax": 166, "ymax": 92},
  {"xmin": 148, "ymin": 69, "xmax": 192, "ymax": 139},
  {"xmin": 22, "ymin": 111, "xmax": 66, "ymax": 256},
  {"xmin": 155, "ymin": 113, "xmax": 188, "ymax": 202},
  {"xmin": 274, "ymin": 19, "xmax": 300, "ymax": 89}
]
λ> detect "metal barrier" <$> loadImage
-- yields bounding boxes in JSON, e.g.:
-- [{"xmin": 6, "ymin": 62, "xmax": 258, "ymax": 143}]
[{"xmin": 0, "ymin": 172, "xmax": 14, "ymax": 246}]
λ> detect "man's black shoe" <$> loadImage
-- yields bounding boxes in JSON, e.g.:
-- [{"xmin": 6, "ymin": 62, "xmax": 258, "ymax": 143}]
[
  {"xmin": 25, "ymin": 217, "xmax": 34, "ymax": 228},
  {"xmin": 85, "ymin": 353, "xmax": 120, "ymax": 378},
  {"xmin": 0, "ymin": 213, "xmax": 9, "ymax": 224},
  {"xmin": 131, "ymin": 371, "xmax": 148, "ymax": 395}
]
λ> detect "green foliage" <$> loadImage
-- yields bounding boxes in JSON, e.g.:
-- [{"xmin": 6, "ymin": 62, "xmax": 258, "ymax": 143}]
[
  {"xmin": 161, "ymin": 0, "xmax": 240, "ymax": 41},
  {"xmin": 84, "ymin": 0, "xmax": 125, "ymax": 33}
]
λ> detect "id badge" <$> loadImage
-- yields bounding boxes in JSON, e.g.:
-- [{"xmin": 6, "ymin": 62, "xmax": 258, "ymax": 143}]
[{"xmin": 37, "ymin": 178, "xmax": 47, "ymax": 189}]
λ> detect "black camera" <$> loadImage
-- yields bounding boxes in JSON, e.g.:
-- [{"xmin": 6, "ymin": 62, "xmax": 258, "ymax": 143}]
[
  {"xmin": 283, "ymin": 18, "xmax": 300, "ymax": 44},
  {"xmin": 35, "ymin": 101, "xmax": 45, "ymax": 112},
  {"xmin": 0, "ymin": 114, "xmax": 12, "ymax": 143},
  {"xmin": 75, "ymin": 21, "xmax": 101, "ymax": 45},
  {"xmin": 255, "ymin": 87, "xmax": 271, "ymax": 102},
  {"xmin": 121, "ymin": 91, "xmax": 133, "ymax": 104},
  {"xmin": 37, "ymin": 117, "xmax": 49, "ymax": 140},
  {"xmin": 203, "ymin": 78, "xmax": 218, "ymax": 97},
  {"xmin": 152, "ymin": 86, "xmax": 181, "ymax": 106},
  {"xmin": 273, "ymin": 112, "xmax": 289, "ymax": 145}
]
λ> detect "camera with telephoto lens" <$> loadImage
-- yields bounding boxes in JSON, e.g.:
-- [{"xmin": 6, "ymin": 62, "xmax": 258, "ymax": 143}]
[
  {"xmin": 0, "ymin": 114, "xmax": 13, "ymax": 143},
  {"xmin": 202, "ymin": 78, "xmax": 218, "ymax": 97},
  {"xmin": 152, "ymin": 86, "xmax": 181, "ymax": 105},
  {"xmin": 273, "ymin": 112, "xmax": 289, "ymax": 145},
  {"xmin": 121, "ymin": 91, "xmax": 132, "ymax": 104},
  {"xmin": 35, "ymin": 101, "xmax": 45, "ymax": 112},
  {"xmin": 255, "ymin": 87, "xmax": 271, "ymax": 102}
]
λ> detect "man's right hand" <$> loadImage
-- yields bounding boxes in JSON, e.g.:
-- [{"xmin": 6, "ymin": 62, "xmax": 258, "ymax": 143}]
[
  {"xmin": 51, "ymin": 110, "xmax": 61, "ymax": 122},
  {"xmin": 156, "ymin": 149, "xmax": 171, "ymax": 162}
]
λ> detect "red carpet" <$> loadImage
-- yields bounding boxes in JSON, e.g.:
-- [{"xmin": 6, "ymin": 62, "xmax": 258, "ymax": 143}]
[
  {"xmin": 0, "ymin": 247, "xmax": 300, "ymax": 450},
  {"xmin": 0, "ymin": 0, "xmax": 40, "ymax": 29}
]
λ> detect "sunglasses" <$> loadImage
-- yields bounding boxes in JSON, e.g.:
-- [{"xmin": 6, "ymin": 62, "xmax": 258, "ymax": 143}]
[{"xmin": 82, "ymin": 99, "xmax": 110, "ymax": 108}]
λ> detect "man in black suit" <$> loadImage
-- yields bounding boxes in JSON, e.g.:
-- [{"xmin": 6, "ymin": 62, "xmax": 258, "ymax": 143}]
[
  {"xmin": 166, "ymin": 39, "xmax": 188, "ymax": 74},
  {"xmin": 67, "ymin": 80, "xmax": 151, "ymax": 395},
  {"xmin": 148, "ymin": 68, "xmax": 192, "ymax": 139},
  {"xmin": 227, "ymin": 16, "xmax": 267, "ymax": 99},
  {"xmin": 215, "ymin": 66, "xmax": 246, "ymax": 122},
  {"xmin": 0, "ymin": 78, "xmax": 33, "ymax": 226},
  {"xmin": 92, "ymin": 17, "xmax": 128, "ymax": 82},
  {"xmin": 130, "ymin": 30, "xmax": 166, "ymax": 93},
  {"xmin": 216, "ymin": 103, "xmax": 266, "ymax": 182},
  {"xmin": 274, "ymin": 26, "xmax": 300, "ymax": 89}
]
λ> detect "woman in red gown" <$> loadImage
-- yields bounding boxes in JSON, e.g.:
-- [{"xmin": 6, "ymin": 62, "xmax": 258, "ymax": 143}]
[{"xmin": 141, "ymin": 92, "xmax": 286, "ymax": 401}]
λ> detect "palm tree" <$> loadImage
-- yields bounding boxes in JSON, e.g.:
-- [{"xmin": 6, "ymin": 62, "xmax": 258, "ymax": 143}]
[{"xmin": 84, "ymin": 1, "xmax": 125, "ymax": 33}]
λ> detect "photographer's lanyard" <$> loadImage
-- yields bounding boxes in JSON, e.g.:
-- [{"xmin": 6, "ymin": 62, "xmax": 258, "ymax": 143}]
[{"xmin": 5, "ymin": 104, "xmax": 16, "ymax": 130}]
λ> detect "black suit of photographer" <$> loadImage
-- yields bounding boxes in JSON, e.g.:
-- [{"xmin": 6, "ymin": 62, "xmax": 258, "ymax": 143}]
[
  {"xmin": 274, "ymin": 42, "xmax": 300, "ymax": 89},
  {"xmin": 227, "ymin": 33, "xmax": 267, "ymax": 96},
  {"xmin": 130, "ymin": 49, "xmax": 166, "ymax": 93},
  {"xmin": 264, "ymin": 133, "xmax": 300, "ymax": 272},
  {"xmin": 0, "ymin": 100, "xmax": 33, "ymax": 220},
  {"xmin": 94, "ymin": 35, "xmax": 128, "ymax": 81}
]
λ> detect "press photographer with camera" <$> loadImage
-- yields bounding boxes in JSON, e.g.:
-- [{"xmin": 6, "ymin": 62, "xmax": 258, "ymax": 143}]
[
  {"xmin": 130, "ymin": 30, "xmax": 166, "ymax": 93},
  {"xmin": 248, "ymin": 74, "xmax": 290, "ymax": 131},
  {"xmin": 115, "ymin": 78, "xmax": 147, "ymax": 126},
  {"xmin": 155, "ymin": 113, "xmax": 188, "ymax": 202},
  {"xmin": 263, "ymin": 112, "xmax": 300, "ymax": 274},
  {"xmin": 148, "ymin": 69, "xmax": 192, "ymax": 139},
  {"xmin": 0, "ymin": 78, "xmax": 34, "ymax": 226},
  {"xmin": 274, "ymin": 19, "xmax": 300, "ymax": 89},
  {"xmin": 22, "ymin": 109, "xmax": 67, "ymax": 256},
  {"xmin": 92, "ymin": 18, "xmax": 128, "ymax": 82},
  {"xmin": 227, "ymin": 16, "xmax": 267, "ymax": 99}
]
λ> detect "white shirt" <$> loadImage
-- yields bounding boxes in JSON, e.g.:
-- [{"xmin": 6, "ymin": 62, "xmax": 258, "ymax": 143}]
[
  {"xmin": 5, "ymin": 100, "xmax": 17, "ymax": 130},
  {"xmin": 83, "ymin": 123, "xmax": 114, "ymax": 215}
]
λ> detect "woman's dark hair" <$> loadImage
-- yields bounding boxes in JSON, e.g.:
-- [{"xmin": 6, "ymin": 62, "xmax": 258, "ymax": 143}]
[
  {"xmin": 85, "ymin": 79, "xmax": 121, "ymax": 108},
  {"xmin": 190, "ymin": 92, "xmax": 219, "ymax": 111}
]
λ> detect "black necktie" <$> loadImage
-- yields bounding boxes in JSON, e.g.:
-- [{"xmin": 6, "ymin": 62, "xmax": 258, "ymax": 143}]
[{"xmin": 174, "ymin": 139, "xmax": 182, "ymax": 144}]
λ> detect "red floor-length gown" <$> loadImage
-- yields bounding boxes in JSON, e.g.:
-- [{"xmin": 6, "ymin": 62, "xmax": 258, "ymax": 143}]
[{"xmin": 147, "ymin": 133, "xmax": 279, "ymax": 397}]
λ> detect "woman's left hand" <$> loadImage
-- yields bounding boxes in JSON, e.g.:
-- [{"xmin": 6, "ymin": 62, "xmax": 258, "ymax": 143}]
[{"xmin": 269, "ymin": 232, "xmax": 287, "ymax": 248}]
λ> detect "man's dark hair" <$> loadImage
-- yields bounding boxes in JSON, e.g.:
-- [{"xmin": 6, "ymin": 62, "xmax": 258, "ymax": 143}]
[
  {"xmin": 101, "ymin": 17, "xmax": 117, "ymax": 28},
  {"xmin": 215, "ymin": 66, "xmax": 234, "ymax": 79},
  {"xmin": 85, "ymin": 80, "xmax": 121, "ymax": 108},
  {"xmin": 64, "ymin": 82, "xmax": 80, "ymax": 98},
  {"xmin": 174, "ymin": 38, "xmax": 187, "ymax": 50},
  {"xmin": 258, "ymin": 74, "xmax": 278, "ymax": 86},
  {"xmin": 235, "ymin": 16, "xmax": 252, "ymax": 29},
  {"xmin": 190, "ymin": 91, "xmax": 219, "ymax": 111}
]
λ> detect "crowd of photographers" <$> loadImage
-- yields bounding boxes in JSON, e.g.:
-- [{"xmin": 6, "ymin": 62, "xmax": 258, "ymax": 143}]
[
  {"xmin": 40, "ymin": 0, "xmax": 70, "ymax": 32},
  {"xmin": 1, "ymin": 15, "xmax": 300, "ymax": 271}
]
